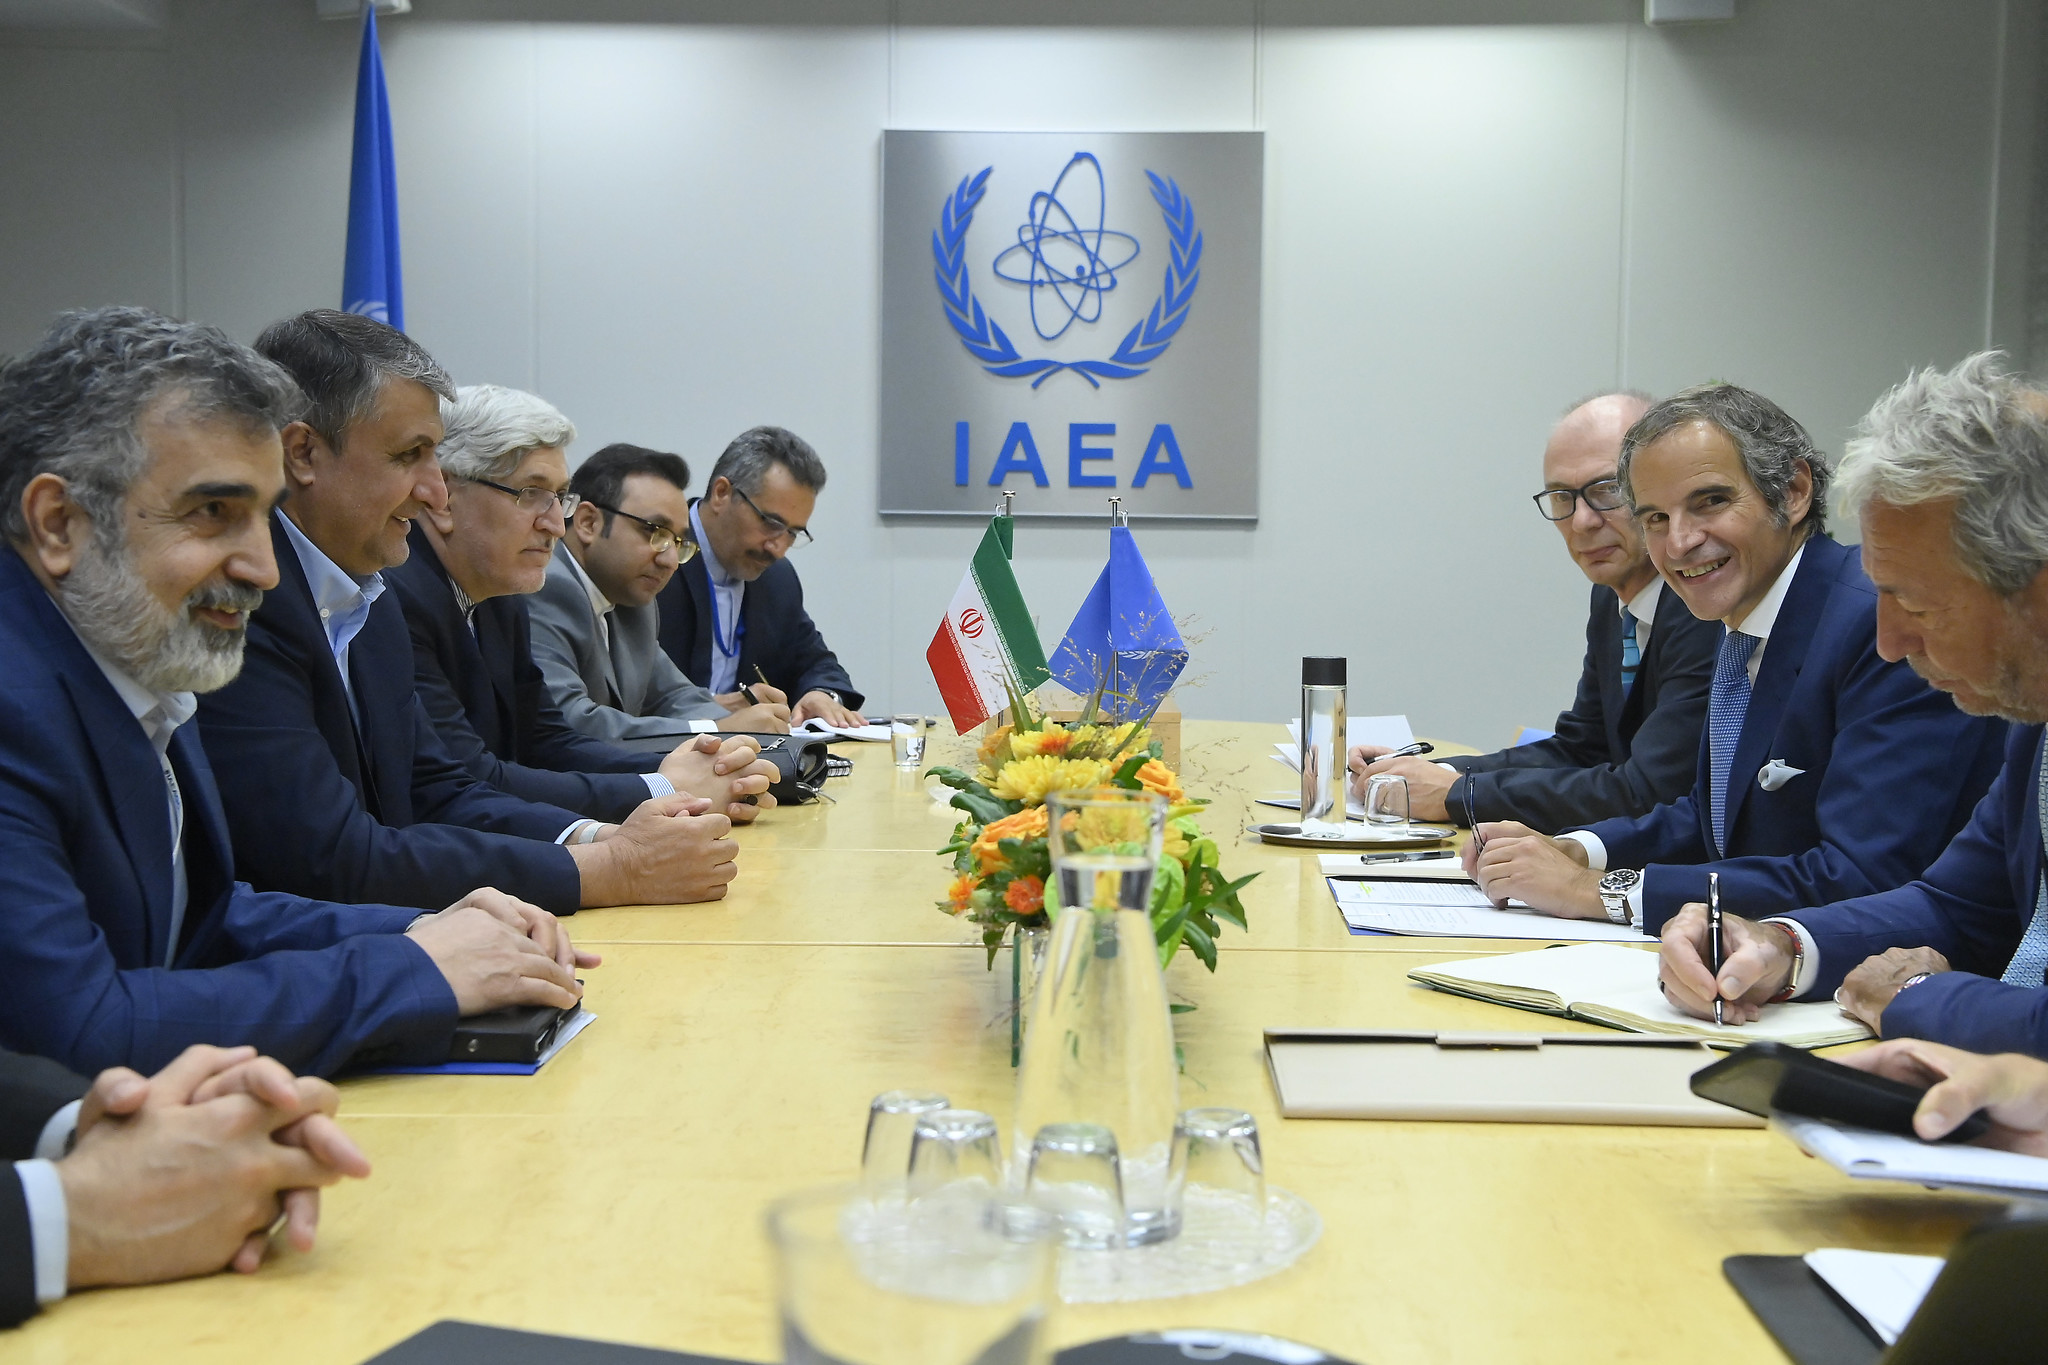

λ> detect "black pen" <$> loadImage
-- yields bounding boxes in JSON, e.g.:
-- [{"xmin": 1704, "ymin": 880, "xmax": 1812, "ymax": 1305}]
[
  {"xmin": 1709, "ymin": 870, "xmax": 1725, "ymax": 1027},
  {"xmin": 1372, "ymin": 741, "xmax": 1435, "ymax": 762},
  {"xmin": 1357, "ymin": 850, "xmax": 1456, "ymax": 865}
]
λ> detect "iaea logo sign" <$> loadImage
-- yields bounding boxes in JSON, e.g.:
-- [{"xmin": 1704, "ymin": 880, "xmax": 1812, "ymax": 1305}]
[{"xmin": 880, "ymin": 131, "xmax": 1262, "ymax": 521}]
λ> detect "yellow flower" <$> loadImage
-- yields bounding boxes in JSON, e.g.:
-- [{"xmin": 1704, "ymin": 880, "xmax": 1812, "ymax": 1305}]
[
  {"xmin": 989, "ymin": 756, "xmax": 1111, "ymax": 807},
  {"xmin": 1133, "ymin": 760, "xmax": 1184, "ymax": 804},
  {"xmin": 1009, "ymin": 728, "xmax": 1074, "ymax": 759},
  {"xmin": 1163, "ymin": 822, "xmax": 1191, "ymax": 864},
  {"xmin": 976, "ymin": 724, "xmax": 1015, "ymax": 771},
  {"xmin": 972, "ymin": 805, "xmax": 1050, "ymax": 873}
]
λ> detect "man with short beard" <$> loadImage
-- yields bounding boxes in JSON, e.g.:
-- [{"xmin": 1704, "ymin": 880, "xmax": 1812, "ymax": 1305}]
[
  {"xmin": 0, "ymin": 307, "xmax": 593, "ymax": 1078},
  {"xmin": 1661, "ymin": 355, "xmax": 2048, "ymax": 1057}
]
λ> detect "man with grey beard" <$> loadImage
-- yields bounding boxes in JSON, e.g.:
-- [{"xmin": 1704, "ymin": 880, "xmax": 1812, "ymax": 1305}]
[
  {"xmin": 1661, "ymin": 354, "xmax": 2048, "ymax": 1057},
  {"xmin": 0, "ymin": 306, "xmax": 594, "ymax": 1080}
]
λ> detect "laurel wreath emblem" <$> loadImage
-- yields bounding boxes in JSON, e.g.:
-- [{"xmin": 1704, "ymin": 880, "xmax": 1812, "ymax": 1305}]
[{"xmin": 932, "ymin": 165, "xmax": 1203, "ymax": 389}]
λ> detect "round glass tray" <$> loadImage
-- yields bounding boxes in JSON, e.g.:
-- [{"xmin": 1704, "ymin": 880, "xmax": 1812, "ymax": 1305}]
[{"xmin": 1057, "ymin": 1187, "xmax": 1321, "ymax": 1304}]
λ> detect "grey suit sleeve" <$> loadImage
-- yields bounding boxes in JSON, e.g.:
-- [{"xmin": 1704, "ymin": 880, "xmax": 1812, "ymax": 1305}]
[
  {"xmin": 527, "ymin": 576, "xmax": 724, "ymax": 741},
  {"xmin": 631, "ymin": 625, "xmax": 730, "ymax": 724}
]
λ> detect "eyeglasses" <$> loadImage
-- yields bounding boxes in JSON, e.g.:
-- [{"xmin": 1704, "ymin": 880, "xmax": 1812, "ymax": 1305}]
[
  {"xmin": 1532, "ymin": 476, "xmax": 1627, "ymax": 522},
  {"xmin": 586, "ymin": 501, "xmax": 698, "ymax": 562},
  {"xmin": 732, "ymin": 483, "xmax": 813, "ymax": 546},
  {"xmin": 464, "ymin": 477, "xmax": 581, "ymax": 520}
]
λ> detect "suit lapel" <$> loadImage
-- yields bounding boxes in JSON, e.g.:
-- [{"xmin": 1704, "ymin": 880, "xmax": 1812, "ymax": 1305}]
[
  {"xmin": 56, "ymin": 658, "xmax": 171, "ymax": 956},
  {"xmin": 474, "ymin": 608, "xmax": 519, "ymax": 752},
  {"xmin": 168, "ymin": 726, "xmax": 232, "ymax": 963},
  {"xmin": 683, "ymin": 555, "xmax": 716, "ymax": 685},
  {"xmin": 1593, "ymin": 590, "xmax": 1626, "ymax": 757},
  {"xmin": 1725, "ymin": 538, "xmax": 1835, "ymax": 841}
]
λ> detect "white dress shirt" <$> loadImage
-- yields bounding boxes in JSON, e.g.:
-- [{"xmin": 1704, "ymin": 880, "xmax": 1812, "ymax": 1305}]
[
  {"xmin": 1561, "ymin": 543, "xmax": 1809, "ymax": 926},
  {"xmin": 1623, "ymin": 574, "xmax": 1663, "ymax": 655},
  {"xmin": 690, "ymin": 502, "xmax": 746, "ymax": 697}
]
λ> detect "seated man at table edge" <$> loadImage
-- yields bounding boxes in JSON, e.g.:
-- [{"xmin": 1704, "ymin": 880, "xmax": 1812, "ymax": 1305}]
[
  {"xmin": 655, "ymin": 426, "xmax": 866, "ymax": 729},
  {"xmin": 0, "ymin": 1044, "xmax": 371, "ymax": 1326},
  {"xmin": 389, "ymin": 383, "xmax": 778, "ymax": 825},
  {"xmin": 0, "ymin": 306, "xmax": 590, "ymax": 1076},
  {"xmin": 530, "ymin": 443, "xmax": 791, "ymax": 741},
  {"xmin": 1662, "ymin": 356, "xmax": 2048, "ymax": 1056},
  {"xmin": 198, "ymin": 310, "xmax": 740, "ymax": 914},
  {"xmin": 1352, "ymin": 390, "xmax": 1717, "ymax": 830},
  {"xmin": 1470, "ymin": 382, "xmax": 2006, "ymax": 933}
]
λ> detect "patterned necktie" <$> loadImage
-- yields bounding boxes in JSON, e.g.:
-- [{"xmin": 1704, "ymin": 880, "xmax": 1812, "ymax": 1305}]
[
  {"xmin": 1620, "ymin": 619, "xmax": 1642, "ymax": 694},
  {"xmin": 2000, "ymin": 737, "xmax": 2048, "ymax": 986},
  {"xmin": 1708, "ymin": 630, "xmax": 1759, "ymax": 859}
]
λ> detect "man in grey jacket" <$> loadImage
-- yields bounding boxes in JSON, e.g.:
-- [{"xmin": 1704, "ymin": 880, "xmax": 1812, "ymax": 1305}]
[{"xmin": 530, "ymin": 445, "xmax": 790, "ymax": 741}]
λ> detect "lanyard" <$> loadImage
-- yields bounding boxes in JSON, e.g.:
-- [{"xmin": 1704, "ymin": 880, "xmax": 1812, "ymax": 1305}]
[{"xmin": 707, "ymin": 579, "xmax": 746, "ymax": 661}]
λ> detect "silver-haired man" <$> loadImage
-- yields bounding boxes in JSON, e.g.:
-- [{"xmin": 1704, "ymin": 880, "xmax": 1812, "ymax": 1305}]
[{"xmin": 1661, "ymin": 354, "xmax": 2048, "ymax": 1056}]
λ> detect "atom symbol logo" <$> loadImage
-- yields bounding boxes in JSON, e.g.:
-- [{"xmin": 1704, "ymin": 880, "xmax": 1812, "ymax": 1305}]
[{"xmin": 990, "ymin": 153, "xmax": 1139, "ymax": 343}]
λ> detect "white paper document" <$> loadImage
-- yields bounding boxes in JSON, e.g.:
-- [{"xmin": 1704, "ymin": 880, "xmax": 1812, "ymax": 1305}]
[
  {"xmin": 1328, "ymin": 879, "xmax": 1655, "ymax": 942},
  {"xmin": 1281, "ymin": 715, "xmax": 1417, "ymax": 764},
  {"xmin": 1774, "ymin": 1113, "xmax": 2048, "ymax": 1198},
  {"xmin": 1318, "ymin": 854, "xmax": 1468, "ymax": 880},
  {"xmin": 1802, "ymin": 1248, "xmax": 1944, "ymax": 1345},
  {"xmin": 796, "ymin": 717, "xmax": 891, "ymax": 741}
]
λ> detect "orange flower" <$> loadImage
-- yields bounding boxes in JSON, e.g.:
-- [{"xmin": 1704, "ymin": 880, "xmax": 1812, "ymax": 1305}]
[
  {"xmin": 1134, "ymin": 760, "xmax": 1185, "ymax": 804},
  {"xmin": 1004, "ymin": 875, "xmax": 1046, "ymax": 915},
  {"xmin": 972, "ymin": 804, "xmax": 1050, "ymax": 873},
  {"xmin": 944, "ymin": 874, "xmax": 979, "ymax": 915}
]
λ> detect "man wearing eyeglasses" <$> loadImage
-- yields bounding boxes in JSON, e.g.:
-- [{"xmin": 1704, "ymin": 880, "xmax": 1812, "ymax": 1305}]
[
  {"xmin": 1350, "ymin": 392, "xmax": 1719, "ymax": 830},
  {"xmin": 655, "ymin": 426, "xmax": 865, "ymax": 730},
  {"xmin": 388, "ymin": 385, "xmax": 781, "ymax": 828},
  {"xmin": 529, "ymin": 444, "xmax": 793, "ymax": 742}
]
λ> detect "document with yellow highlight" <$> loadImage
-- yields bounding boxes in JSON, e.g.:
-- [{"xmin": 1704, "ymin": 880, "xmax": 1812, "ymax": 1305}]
[{"xmin": 1408, "ymin": 943, "xmax": 1872, "ymax": 1048}]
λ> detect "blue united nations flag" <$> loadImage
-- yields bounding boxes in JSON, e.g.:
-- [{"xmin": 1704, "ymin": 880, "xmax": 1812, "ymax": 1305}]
[
  {"xmin": 1050, "ymin": 524, "xmax": 1188, "ymax": 722},
  {"xmin": 341, "ymin": 6, "xmax": 404, "ymax": 330}
]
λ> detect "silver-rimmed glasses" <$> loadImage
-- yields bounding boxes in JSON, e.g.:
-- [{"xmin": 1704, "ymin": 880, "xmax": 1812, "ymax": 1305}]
[{"xmin": 464, "ymin": 476, "xmax": 581, "ymax": 520}]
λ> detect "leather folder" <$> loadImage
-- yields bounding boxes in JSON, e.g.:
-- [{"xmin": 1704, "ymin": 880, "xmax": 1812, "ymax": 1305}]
[{"xmin": 1263, "ymin": 1028, "xmax": 1764, "ymax": 1127}]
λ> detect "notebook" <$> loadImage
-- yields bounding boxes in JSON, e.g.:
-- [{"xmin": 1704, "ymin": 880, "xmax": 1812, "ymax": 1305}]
[
  {"xmin": 1406, "ymin": 943, "xmax": 1872, "ymax": 1047},
  {"xmin": 1326, "ymin": 879, "xmax": 1654, "ymax": 942}
]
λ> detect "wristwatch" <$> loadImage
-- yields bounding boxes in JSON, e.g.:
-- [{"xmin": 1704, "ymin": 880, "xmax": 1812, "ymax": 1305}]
[
  {"xmin": 1897, "ymin": 971, "xmax": 1935, "ymax": 993},
  {"xmin": 1597, "ymin": 868, "xmax": 1641, "ymax": 927}
]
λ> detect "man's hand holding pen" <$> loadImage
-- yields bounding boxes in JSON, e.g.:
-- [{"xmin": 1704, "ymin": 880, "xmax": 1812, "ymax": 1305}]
[{"xmin": 1658, "ymin": 905, "xmax": 1800, "ymax": 1025}]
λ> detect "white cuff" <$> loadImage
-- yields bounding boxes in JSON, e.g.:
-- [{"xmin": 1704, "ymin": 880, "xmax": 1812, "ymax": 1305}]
[
  {"xmin": 1559, "ymin": 830, "xmax": 1608, "ymax": 872},
  {"xmin": 1760, "ymin": 917, "xmax": 1822, "ymax": 997},
  {"xmin": 1434, "ymin": 761, "xmax": 1458, "ymax": 774},
  {"xmin": 556, "ymin": 820, "xmax": 605, "ymax": 845},
  {"xmin": 642, "ymin": 772, "xmax": 676, "ymax": 799},
  {"xmin": 14, "ymin": 1161, "xmax": 66, "ymax": 1304},
  {"xmin": 689, "ymin": 719, "xmax": 719, "ymax": 733},
  {"xmin": 33, "ymin": 1101, "xmax": 78, "ymax": 1162},
  {"xmin": 1626, "ymin": 879, "xmax": 1644, "ymax": 927}
]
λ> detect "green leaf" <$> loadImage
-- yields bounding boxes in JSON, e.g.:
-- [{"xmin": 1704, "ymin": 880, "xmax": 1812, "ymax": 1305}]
[
  {"xmin": 1182, "ymin": 918, "xmax": 1218, "ymax": 971},
  {"xmin": 1110, "ymin": 752, "xmax": 1149, "ymax": 790},
  {"xmin": 950, "ymin": 789, "xmax": 1015, "ymax": 825}
]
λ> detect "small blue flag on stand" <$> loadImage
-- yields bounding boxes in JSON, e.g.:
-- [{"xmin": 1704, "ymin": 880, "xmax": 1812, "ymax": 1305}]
[
  {"xmin": 1050, "ymin": 525, "xmax": 1189, "ymax": 721},
  {"xmin": 341, "ymin": 6, "xmax": 403, "ymax": 330}
]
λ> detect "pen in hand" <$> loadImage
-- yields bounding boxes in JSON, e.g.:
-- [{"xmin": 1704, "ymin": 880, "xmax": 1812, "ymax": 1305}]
[
  {"xmin": 1366, "ymin": 741, "xmax": 1435, "ymax": 764},
  {"xmin": 1709, "ymin": 871, "xmax": 1725, "ymax": 1027}
]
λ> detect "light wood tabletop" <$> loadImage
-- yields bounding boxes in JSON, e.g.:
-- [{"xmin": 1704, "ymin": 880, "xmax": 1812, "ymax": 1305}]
[{"xmin": 1, "ymin": 720, "xmax": 1997, "ymax": 1365}]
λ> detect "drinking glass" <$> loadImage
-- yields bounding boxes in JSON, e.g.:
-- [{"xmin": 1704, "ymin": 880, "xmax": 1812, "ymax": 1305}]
[
  {"xmin": 893, "ymin": 714, "xmax": 928, "ymax": 768},
  {"xmin": 1172, "ymin": 1108, "xmax": 1266, "ymax": 1213},
  {"xmin": 1013, "ymin": 787, "xmax": 1181, "ymax": 1246},
  {"xmin": 908, "ymin": 1109, "xmax": 1005, "ymax": 1194},
  {"xmin": 863, "ymin": 1091, "xmax": 950, "ymax": 1191},
  {"xmin": 1024, "ymin": 1122, "xmax": 1125, "ymax": 1249},
  {"xmin": 1364, "ymin": 774, "xmax": 1409, "ymax": 827},
  {"xmin": 769, "ymin": 1182, "xmax": 1056, "ymax": 1365}
]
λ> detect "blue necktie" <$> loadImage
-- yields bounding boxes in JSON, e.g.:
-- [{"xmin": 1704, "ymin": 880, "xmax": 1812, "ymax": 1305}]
[
  {"xmin": 1708, "ymin": 630, "xmax": 1758, "ymax": 859},
  {"xmin": 2000, "ymin": 738, "xmax": 2048, "ymax": 987},
  {"xmin": 1620, "ymin": 619, "xmax": 1642, "ymax": 695}
]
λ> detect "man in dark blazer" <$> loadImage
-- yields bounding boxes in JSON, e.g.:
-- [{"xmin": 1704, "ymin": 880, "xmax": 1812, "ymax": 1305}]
[
  {"xmin": 390, "ymin": 384, "xmax": 778, "ymax": 825},
  {"xmin": 656, "ymin": 427, "xmax": 865, "ymax": 726},
  {"xmin": 1352, "ymin": 393, "xmax": 1718, "ymax": 830},
  {"xmin": 0, "ymin": 307, "xmax": 587, "ymax": 1077},
  {"xmin": 1474, "ymin": 383, "xmax": 2007, "ymax": 934},
  {"xmin": 198, "ymin": 312, "xmax": 740, "ymax": 914},
  {"xmin": 1661, "ymin": 356, "xmax": 2048, "ymax": 1055},
  {"xmin": 0, "ymin": 1044, "xmax": 369, "ymax": 1326}
]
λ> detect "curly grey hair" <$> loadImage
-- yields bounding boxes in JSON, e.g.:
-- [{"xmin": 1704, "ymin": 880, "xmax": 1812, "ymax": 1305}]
[{"xmin": 438, "ymin": 385, "xmax": 577, "ymax": 484}]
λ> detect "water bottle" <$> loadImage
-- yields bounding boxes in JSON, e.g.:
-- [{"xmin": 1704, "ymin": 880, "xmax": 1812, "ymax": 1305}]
[{"xmin": 1300, "ymin": 656, "xmax": 1347, "ymax": 824}]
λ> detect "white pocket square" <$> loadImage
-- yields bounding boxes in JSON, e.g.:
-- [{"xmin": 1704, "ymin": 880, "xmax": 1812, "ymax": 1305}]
[{"xmin": 1757, "ymin": 759, "xmax": 1806, "ymax": 792}]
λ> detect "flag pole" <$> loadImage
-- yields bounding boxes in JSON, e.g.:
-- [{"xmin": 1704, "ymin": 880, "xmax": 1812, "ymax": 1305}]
[
  {"xmin": 1108, "ymin": 496, "xmax": 1126, "ymax": 527},
  {"xmin": 999, "ymin": 490, "xmax": 1015, "ymax": 519}
]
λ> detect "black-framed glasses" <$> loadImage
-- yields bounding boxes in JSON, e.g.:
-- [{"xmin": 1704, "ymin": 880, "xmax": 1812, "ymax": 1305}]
[
  {"xmin": 585, "ymin": 501, "xmax": 698, "ymax": 562},
  {"xmin": 732, "ymin": 483, "xmax": 813, "ymax": 546},
  {"xmin": 1531, "ymin": 476, "xmax": 1627, "ymax": 522},
  {"xmin": 463, "ymin": 476, "xmax": 581, "ymax": 520}
]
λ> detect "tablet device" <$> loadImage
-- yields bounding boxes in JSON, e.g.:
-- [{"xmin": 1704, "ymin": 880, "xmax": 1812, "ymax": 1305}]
[{"xmin": 1690, "ymin": 1041, "xmax": 1990, "ymax": 1142}]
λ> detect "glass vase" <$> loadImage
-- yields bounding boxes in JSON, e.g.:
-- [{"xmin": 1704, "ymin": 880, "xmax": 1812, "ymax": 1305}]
[
  {"xmin": 1007, "ymin": 922, "xmax": 1049, "ymax": 1069},
  {"xmin": 1012, "ymin": 788, "xmax": 1181, "ymax": 1247}
]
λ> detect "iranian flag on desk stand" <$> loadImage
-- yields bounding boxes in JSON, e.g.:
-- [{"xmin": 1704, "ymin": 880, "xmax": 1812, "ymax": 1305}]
[{"xmin": 926, "ymin": 515, "xmax": 1051, "ymax": 732}]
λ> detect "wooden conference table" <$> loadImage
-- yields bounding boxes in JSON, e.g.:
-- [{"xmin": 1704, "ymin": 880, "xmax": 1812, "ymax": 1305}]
[{"xmin": 5, "ymin": 722, "xmax": 2001, "ymax": 1365}]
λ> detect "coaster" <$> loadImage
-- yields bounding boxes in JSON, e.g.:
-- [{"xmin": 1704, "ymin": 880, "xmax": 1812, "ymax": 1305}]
[{"xmin": 1057, "ymin": 1187, "xmax": 1322, "ymax": 1304}]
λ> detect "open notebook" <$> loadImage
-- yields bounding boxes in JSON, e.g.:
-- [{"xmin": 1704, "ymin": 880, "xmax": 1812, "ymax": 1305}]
[{"xmin": 1407, "ymin": 943, "xmax": 1872, "ymax": 1048}]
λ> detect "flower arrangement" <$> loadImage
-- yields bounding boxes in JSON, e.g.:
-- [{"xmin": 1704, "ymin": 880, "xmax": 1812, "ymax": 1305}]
[{"xmin": 929, "ymin": 696, "xmax": 1257, "ymax": 973}]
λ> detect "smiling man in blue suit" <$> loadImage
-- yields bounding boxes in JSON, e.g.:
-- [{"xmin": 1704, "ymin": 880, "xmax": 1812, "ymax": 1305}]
[
  {"xmin": 1662, "ymin": 356, "xmax": 2048, "ymax": 1055},
  {"xmin": 0, "ymin": 307, "xmax": 590, "ymax": 1078},
  {"xmin": 1470, "ymin": 383, "xmax": 2007, "ymax": 934}
]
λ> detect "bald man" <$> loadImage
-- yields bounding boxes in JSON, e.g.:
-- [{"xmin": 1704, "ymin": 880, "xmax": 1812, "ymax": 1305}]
[{"xmin": 1351, "ymin": 392, "xmax": 1719, "ymax": 830}]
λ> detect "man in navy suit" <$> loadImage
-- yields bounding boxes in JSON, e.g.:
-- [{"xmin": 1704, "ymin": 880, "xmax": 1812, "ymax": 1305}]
[
  {"xmin": 197, "ymin": 312, "xmax": 740, "ymax": 913},
  {"xmin": 0, "ymin": 307, "xmax": 590, "ymax": 1077},
  {"xmin": 389, "ymin": 383, "xmax": 779, "ymax": 826},
  {"xmin": 1662, "ymin": 356, "xmax": 2048, "ymax": 1055},
  {"xmin": 1350, "ymin": 391, "xmax": 1719, "ymax": 830},
  {"xmin": 1472, "ymin": 382, "xmax": 2007, "ymax": 933},
  {"xmin": 655, "ymin": 427, "xmax": 865, "ymax": 728}
]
